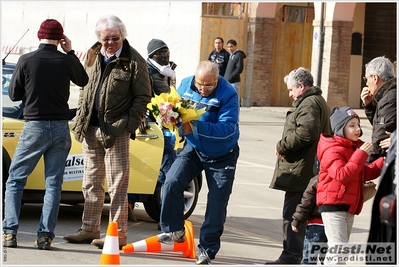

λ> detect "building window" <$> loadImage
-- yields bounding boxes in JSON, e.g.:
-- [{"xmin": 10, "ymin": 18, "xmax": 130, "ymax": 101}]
[
  {"xmin": 351, "ymin": 32, "xmax": 363, "ymax": 55},
  {"xmin": 202, "ymin": 2, "xmax": 245, "ymax": 18},
  {"xmin": 283, "ymin": 6, "xmax": 307, "ymax": 22}
]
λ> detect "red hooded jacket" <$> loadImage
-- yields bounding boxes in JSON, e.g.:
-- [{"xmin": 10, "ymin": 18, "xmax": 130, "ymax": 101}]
[{"xmin": 316, "ymin": 133, "xmax": 383, "ymax": 215}]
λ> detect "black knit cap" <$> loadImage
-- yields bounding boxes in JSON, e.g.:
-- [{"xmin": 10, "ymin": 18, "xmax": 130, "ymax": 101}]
[
  {"xmin": 330, "ymin": 106, "xmax": 362, "ymax": 138},
  {"xmin": 37, "ymin": 19, "xmax": 64, "ymax": 40},
  {"xmin": 147, "ymin": 39, "xmax": 168, "ymax": 57}
]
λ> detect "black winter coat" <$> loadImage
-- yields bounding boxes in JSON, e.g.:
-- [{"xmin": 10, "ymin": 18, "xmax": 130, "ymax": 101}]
[
  {"xmin": 224, "ymin": 50, "xmax": 246, "ymax": 83},
  {"xmin": 366, "ymin": 130, "xmax": 397, "ymax": 264},
  {"xmin": 363, "ymin": 78, "xmax": 397, "ymax": 163}
]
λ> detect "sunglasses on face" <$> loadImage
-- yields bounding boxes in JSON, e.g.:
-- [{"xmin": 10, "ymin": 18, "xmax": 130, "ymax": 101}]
[{"xmin": 101, "ymin": 36, "xmax": 121, "ymax": 42}]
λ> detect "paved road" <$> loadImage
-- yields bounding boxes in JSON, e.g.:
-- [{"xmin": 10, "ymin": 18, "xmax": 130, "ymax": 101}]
[{"xmin": 2, "ymin": 107, "xmax": 375, "ymax": 266}]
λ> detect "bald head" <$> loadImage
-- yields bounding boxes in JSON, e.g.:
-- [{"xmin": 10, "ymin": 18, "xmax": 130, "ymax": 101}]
[{"xmin": 194, "ymin": 61, "xmax": 220, "ymax": 97}]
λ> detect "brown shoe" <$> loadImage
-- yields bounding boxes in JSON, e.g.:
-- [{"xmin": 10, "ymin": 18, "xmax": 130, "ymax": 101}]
[
  {"xmin": 128, "ymin": 203, "xmax": 137, "ymax": 222},
  {"xmin": 63, "ymin": 229, "xmax": 100, "ymax": 244},
  {"xmin": 91, "ymin": 236, "xmax": 127, "ymax": 249}
]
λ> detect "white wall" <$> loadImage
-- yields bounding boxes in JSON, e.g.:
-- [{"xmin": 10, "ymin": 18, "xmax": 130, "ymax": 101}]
[{"xmin": 1, "ymin": 1, "xmax": 203, "ymax": 86}]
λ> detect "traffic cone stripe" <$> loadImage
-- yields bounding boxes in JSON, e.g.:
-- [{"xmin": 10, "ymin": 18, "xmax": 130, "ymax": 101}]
[
  {"xmin": 103, "ymin": 236, "xmax": 119, "ymax": 255},
  {"xmin": 122, "ymin": 220, "xmax": 196, "ymax": 259},
  {"xmin": 100, "ymin": 221, "xmax": 121, "ymax": 265}
]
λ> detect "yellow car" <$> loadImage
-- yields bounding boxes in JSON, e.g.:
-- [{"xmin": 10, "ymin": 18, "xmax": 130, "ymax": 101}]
[{"xmin": 2, "ymin": 62, "xmax": 201, "ymax": 222}]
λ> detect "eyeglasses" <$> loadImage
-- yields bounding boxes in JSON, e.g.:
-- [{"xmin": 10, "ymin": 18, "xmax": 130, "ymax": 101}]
[
  {"xmin": 195, "ymin": 80, "xmax": 217, "ymax": 90},
  {"xmin": 363, "ymin": 74, "xmax": 373, "ymax": 83},
  {"xmin": 100, "ymin": 36, "xmax": 121, "ymax": 42}
]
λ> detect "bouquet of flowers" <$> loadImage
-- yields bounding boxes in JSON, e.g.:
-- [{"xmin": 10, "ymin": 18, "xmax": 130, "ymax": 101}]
[{"xmin": 147, "ymin": 86, "xmax": 206, "ymax": 149}]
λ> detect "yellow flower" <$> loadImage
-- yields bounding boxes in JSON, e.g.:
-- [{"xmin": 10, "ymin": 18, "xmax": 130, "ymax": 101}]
[{"xmin": 146, "ymin": 86, "xmax": 206, "ymax": 150}]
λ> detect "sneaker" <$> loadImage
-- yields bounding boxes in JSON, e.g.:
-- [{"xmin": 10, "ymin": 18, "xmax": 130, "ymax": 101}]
[
  {"xmin": 35, "ymin": 234, "xmax": 52, "ymax": 250},
  {"xmin": 2, "ymin": 232, "xmax": 17, "ymax": 248},
  {"xmin": 63, "ymin": 229, "xmax": 100, "ymax": 243},
  {"xmin": 91, "ymin": 236, "xmax": 127, "ymax": 249},
  {"xmin": 128, "ymin": 203, "xmax": 137, "ymax": 222},
  {"xmin": 157, "ymin": 229, "xmax": 185, "ymax": 244},
  {"xmin": 196, "ymin": 246, "xmax": 211, "ymax": 265}
]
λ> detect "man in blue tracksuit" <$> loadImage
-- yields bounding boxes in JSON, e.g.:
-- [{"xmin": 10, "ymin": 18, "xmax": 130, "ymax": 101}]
[{"xmin": 158, "ymin": 61, "xmax": 240, "ymax": 265}]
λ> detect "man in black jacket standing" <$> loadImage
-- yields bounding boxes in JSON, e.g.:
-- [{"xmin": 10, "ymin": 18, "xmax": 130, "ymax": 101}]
[
  {"xmin": 224, "ymin": 39, "xmax": 246, "ymax": 92},
  {"xmin": 360, "ymin": 56, "xmax": 396, "ymax": 163},
  {"xmin": 361, "ymin": 56, "xmax": 397, "ymax": 264},
  {"xmin": 208, "ymin": 37, "xmax": 230, "ymax": 77},
  {"xmin": 3, "ymin": 19, "xmax": 88, "ymax": 250}
]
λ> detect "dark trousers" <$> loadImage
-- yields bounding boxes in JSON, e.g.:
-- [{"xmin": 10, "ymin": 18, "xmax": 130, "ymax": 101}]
[
  {"xmin": 279, "ymin": 191, "xmax": 307, "ymax": 263},
  {"xmin": 160, "ymin": 143, "xmax": 239, "ymax": 259}
]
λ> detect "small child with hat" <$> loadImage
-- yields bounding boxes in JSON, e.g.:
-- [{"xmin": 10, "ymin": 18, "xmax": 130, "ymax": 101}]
[{"xmin": 315, "ymin": 106, "xmax": 384, "ymax": 264}]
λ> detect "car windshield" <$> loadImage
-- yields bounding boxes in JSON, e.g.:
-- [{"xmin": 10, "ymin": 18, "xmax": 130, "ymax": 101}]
[
  {"xmin": 2, "ymin": 63, "xmax": 24, "ymax": 119},
  {"xmin": 2, "ymin": 67, "xmax": 12, "ymax": 94},
  {"xmin": 2, "ymin": 62, "xmax": 81, "ymax": 119}
]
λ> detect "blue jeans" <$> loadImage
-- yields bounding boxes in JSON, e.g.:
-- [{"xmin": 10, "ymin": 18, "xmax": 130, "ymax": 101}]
[
  {"xmin": 302, "ymin": 224, "xmax": 327, "ymax": 264},
  {"xmin": 2, "ymin": 120, "xmax": 71, "ymax": 239},
  {"xmin": 160, "ymin": 143, "xmax": 239, "ymax": 259},
  {"xmin": 279, "ymin": 192, "xmax": 307, "ymax": 263},
  {"xmin": 158, "ymin": 128, "xmax": 177, "ymax": 185}
]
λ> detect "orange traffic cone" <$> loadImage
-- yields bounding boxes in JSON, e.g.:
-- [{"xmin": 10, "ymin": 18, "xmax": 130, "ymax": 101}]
[
  {"xmin": 122, "ymin": 220, "xmax": 196, "ymax": 259},
  {"xmin": 100, "ymin": 221, "xmax": 120, "ymax": 265}
]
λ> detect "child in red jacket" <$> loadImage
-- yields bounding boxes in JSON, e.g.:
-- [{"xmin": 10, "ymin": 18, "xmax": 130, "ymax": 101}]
[{"xmin": 316, "ymin": 107, "xmax": 384, "ymax": 264}]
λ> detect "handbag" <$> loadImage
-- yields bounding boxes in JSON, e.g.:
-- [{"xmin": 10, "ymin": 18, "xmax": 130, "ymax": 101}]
[{"xmin": 363, "ymin": 181, "xmax": 377, "ymax": 202}]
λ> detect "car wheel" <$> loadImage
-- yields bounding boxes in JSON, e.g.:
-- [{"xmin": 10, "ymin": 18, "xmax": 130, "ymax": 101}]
[{"xmin": 143, "ymin": 176, "xmax": 200, "ymax": 222}]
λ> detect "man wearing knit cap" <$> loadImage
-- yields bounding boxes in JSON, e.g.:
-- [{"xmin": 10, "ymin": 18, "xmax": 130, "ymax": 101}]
[
  {"xmin": 146, "ymin": 38, "xmax": 177, "ymax": 94},
  {"xmin": 37, "ymin": 19, "xmax": 65, "ymax": 40},
  {"xmin": 128, "ymin": 38, "xmax": 177, "ymax": 226},
  {"xmin": 148, "ymin": 39, "xmax": 167, "ymax": 57},
  {"xmin": 3, "ymin": 19, "xmax": 88, "ymax": 250}
]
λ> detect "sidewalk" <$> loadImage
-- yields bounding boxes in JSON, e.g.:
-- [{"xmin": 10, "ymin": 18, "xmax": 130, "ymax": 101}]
[{"xmin": 240, "ymin": 106, "xmax": 367, "ymax": 119}]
